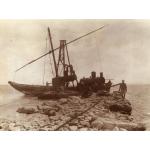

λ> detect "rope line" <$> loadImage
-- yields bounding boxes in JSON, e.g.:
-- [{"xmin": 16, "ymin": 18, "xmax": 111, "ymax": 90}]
[
  {"xmin": 15, "ymin": 25, "xmax": 106, "ymax": 72},
  {"xmin": 42, "ymin": 38, "xmax": 47, "ymax": 85}
]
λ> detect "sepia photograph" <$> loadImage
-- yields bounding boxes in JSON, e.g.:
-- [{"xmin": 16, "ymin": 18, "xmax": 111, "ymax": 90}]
[{"xmin": 0, "ymin": 19, "xmax": 149, "ymax": 131}]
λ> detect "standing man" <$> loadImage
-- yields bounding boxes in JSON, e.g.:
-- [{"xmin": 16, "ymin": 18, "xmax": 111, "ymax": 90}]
[
  {"xmin": 119, "ymin": 80, "xmax": 127, "ymax": 99},
  {"xmin": 98, "ymin": 72, "xmax": 105, "ymax": 90},
  {"xmin": 99, "ymin": 72, "xmax": 105, "ymax": 84},
  {"xmin": 105, "ymin": 80, "xmax": 112, "ymax": 92}
]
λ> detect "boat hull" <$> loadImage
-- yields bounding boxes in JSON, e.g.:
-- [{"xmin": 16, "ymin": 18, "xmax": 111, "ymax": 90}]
[
  {"xmin": 8, "ymin": 81, "xmax": 80, "ymax": 97},
  {"xmin": 8, "ymin": 81, "xmax": 53, "ymax": 96}
]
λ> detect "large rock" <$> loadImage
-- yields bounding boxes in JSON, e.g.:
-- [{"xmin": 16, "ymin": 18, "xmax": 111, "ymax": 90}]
[
  {"xmin": 85, "ymin": 116, "xmax": 93, "ymax": 122},
  {"xmin": 59, "ymin": 98, "xmax": 68, "ymax": 104},
  {"xmin": 69, "ymin": 126, "xmax": 78, "ymax": 131},
  {"xmin": 80, "ymin": 120, "xmax": 90, "ymax": 127},
  {"xmin": 119, "ymin": 128, "xmax": 127, "ymax": 131},
  {"xmin": 113, "ymin": 126, "xmax": 119, "ymax": 131},
  {"xmin": 91, "ymin": 119, "xmax": 104, "ymax": 130},
  {"xmin": 91, "ymin": 117, "xmax": 145, "ymax": 131},
  {"xmin": 38, "ymin": 106, "xmax": 56, "ymax": 116},
  {"xmin": 69, "ymin": 120, "xmax": 79, "ymax": 126},
  {"xmin": 8, "ymin": 123, "xmax": 21, "ymax": 131},
  {"xmin": 102, "ymin": 120, "xmax": 116, "ymax": 130},
  {"xmin": 0, "ymin": 122, "xmax": 9, "ymax": 130},
  {"xmin": 69, "ymin": 96, "xmax": 81, "ymax": 101},
  {"xmin": 116, "ymin": 122, "xmax": 146, "ymax": 131},
  {"xmin": 37, "ymin": 104, "xmax": 63, "ymax": 116},
  {"xmin": 45, "ymin": 110, "xmax": 56, "ymax": 116},
  {"xmin": 17, "ymin": 107, "xmax": 37, "ymax": 114},
  {"xmin": 38, "ymin": 104, "xmax": 62, "ymax": 112},
  {"xmin": 109, "ymin": 100, "xmax": 132, "ymax": 115},
  {"xmin": 39, "ymin": 126, "xmax": 51, "ymax": 131},
  {"xmin": 92, "ymin": 118, "xmax": 116, "ymax": 130},
  {"xmin": 79, "ymin": 128, "xmax": 88, "ymax": 131}
]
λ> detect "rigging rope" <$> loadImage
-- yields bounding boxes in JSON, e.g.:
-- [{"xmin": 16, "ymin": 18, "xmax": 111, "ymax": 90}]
[
  {"xmin": 15, "ymin": 25, "xmax": 106, "ymax": 72},
  {"xmin": 42, "ymin": 38, "xmax": 47, "ymax": 85},
  {"xmin": 48, "ymin": 50, "xmax": 54, "ymax": 77},
  {"xmin": 42, "ymin": 38, "xmax": 55, "ymax": 84},
  {"xmin": 43, "ymin": 38, "xmax": 54, "ymax": 84},
  {"xmin": 42, "ymin": 57, "xmax": 46, "ymax": 85}
]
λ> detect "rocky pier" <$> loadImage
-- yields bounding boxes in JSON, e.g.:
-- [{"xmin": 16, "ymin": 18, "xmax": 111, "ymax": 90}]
[{"xmin": 0, "ymin": 94, "xmax": 146, "ymax": 131}]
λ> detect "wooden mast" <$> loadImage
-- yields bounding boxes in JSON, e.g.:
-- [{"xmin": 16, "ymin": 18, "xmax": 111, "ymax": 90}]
[{"xmin": 47, "ymin": 27, "xmax": 58, "ymax": 77}]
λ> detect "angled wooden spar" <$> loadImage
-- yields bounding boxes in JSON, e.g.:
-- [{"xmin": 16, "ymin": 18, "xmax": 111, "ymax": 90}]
[
  {"xmin": 47, "ymin": 27, "xmax": 58, "ymax": 77},
  {"xmin": 15, "ymin": 25, "xmax": 106, "ymax": 72}
]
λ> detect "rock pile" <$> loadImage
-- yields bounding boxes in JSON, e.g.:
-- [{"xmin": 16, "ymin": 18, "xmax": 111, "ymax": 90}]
[{"xmin": 0, "ymin": 94, "xmax": 146, "ymax": 131}]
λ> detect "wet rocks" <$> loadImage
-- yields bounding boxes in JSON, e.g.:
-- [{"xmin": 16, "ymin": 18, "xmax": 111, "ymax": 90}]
[{"xmin": 8, "ymin": 93, "xmax": 144, "ymax": 131}]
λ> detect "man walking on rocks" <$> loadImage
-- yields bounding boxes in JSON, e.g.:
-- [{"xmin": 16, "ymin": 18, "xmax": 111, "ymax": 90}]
[{"xmin": 119, "ymin": 80, "xmax": 127, "ymax": 100}]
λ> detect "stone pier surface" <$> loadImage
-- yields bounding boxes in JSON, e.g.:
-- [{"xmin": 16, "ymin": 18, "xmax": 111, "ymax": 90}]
[{"xmin": 0, "ymin": 94, "xmax": 146, "ymax": 131}]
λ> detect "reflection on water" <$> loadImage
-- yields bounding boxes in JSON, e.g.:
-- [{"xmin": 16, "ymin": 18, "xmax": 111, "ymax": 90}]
[{"xmin": 0, "ymin": 85, "xmax": 23, "ymax": 105}]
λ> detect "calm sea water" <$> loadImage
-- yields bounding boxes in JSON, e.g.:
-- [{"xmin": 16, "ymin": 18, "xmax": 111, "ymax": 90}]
[
  {"xmin": 0, "ymin": 84, "xmax": 150, "ymax": 124},
  {"xmin": 126, "ymin": 85, "xmax": 150, "ymax": 122}
]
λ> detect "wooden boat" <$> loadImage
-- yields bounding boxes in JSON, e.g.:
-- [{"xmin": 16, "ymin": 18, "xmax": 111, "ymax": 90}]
[
  {"xmin": 8, "ymin": 81, "xmax": 79, "ymax": 97},
  {"xmin": 8, "ymin": 26, "xmax": 106, "ymax": 98},
  {"xmin": 8, "ymin": 81, "xmax": 52, "ymax": 96}
]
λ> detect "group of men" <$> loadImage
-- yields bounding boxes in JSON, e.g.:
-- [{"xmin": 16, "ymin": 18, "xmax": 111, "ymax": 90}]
[
  {"xmin": 79, "ymin": 71, "xmax": 127, "ymax": 99},
  {"xmin": 79, "ymin": 72, "xmax": 111, "ymax": 94}
]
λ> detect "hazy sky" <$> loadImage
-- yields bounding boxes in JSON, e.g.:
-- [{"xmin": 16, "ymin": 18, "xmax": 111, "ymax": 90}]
[{"xmin": 1, "ymin": 19, "xmax": 150, "ymax": 85}]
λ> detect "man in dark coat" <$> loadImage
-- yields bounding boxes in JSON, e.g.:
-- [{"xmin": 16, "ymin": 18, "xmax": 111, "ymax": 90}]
[
  {"xmin": 98, "ymin": 72, "xmax": 105, "ymax": 90},
  {"xmin": 105, "ymin": 80, "xmax": 112, "ymax": 92}
]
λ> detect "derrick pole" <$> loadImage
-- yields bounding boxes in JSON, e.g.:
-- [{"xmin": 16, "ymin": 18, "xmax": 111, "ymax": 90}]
[{"xmin": 47, "ymin": 27, "xmax": 58, "ymax": 77}]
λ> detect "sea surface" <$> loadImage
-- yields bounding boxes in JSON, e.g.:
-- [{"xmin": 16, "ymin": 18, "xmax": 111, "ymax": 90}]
[{"xmin": 0, "ymin": 84, "xmax": 150, "ymax": 128}]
